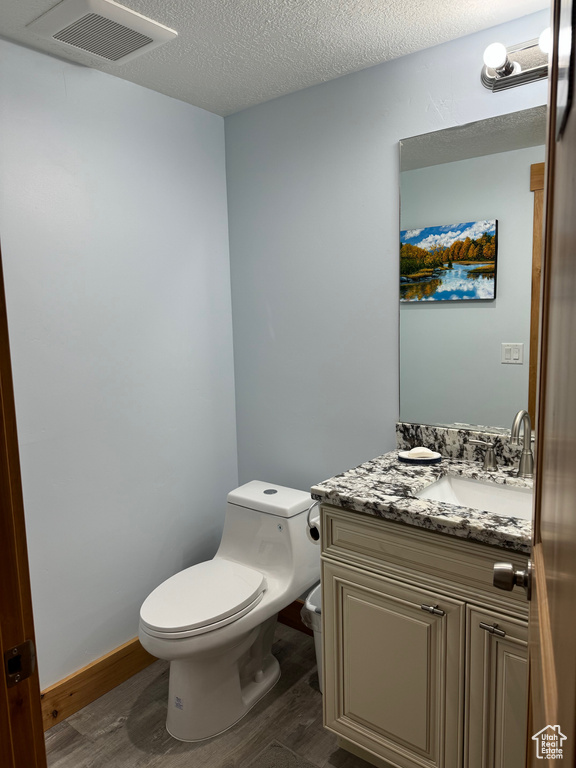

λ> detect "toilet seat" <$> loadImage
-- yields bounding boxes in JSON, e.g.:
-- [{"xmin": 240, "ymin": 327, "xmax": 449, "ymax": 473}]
[{"xmin": 139, "ymin": 559, "xmax": 266, "ymax": 639}]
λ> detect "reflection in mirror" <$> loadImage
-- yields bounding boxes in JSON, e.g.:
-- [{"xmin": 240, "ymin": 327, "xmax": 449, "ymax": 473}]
[{"xmin": 399, "ymin": 106, "xmax": 546, "ymax": 429}]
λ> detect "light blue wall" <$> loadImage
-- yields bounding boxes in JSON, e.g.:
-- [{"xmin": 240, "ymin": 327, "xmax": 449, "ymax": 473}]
[
  {"xmin": 0, "ymin": 9, "xmax": 551, "ymax": 688},
  {"xmin": 225, "ymin": 10, "xmax": 549, "ymax": 489},
  {"xmin": 0, "ymin": 38, "xmax": 238, "ymax": 687},
  {"xmin": 400, "ymin": 145, "xmax": 546, "ymax": 427}
]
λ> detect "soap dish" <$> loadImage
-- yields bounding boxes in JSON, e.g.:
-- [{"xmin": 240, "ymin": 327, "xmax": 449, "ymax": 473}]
[{"xmin": 398, "ymin": 450, "xmax": 442, "ymax": 465}]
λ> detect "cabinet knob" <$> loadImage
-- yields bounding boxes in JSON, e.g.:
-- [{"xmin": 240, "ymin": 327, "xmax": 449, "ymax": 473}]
[
  {"xmin": 420, "ymin": 604, "xmax": 445, "ymax": 616},
  {"xmin": 493, "ymin": 561, "xmax": 532, "ymax": 599}
]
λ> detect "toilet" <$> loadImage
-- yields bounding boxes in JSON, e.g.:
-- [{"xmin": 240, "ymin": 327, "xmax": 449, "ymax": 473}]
[{"xmin": 138, "ymin": 480, "xmax": 320, "ymax": 742}]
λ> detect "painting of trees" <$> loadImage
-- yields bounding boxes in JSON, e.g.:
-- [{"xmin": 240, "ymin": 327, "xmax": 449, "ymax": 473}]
[
  {"xmin": 400, "ymin": 224, "xmax": 497, "ymax": 277},
  {"xmin": 400, "ymin": 242, "xmax": 444, "ymax": 276}
]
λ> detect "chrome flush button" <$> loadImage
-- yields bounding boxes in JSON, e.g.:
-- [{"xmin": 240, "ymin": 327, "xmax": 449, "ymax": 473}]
[{"xmin": 263, "ymin": 489, "xmax": 278, "ymax": 494}]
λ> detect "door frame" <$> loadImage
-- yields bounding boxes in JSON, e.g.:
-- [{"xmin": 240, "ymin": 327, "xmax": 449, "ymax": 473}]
[
  {"xmin": 0, "ymin": 243, "xmax": 47, "ymax": 768},
  {"xmin": 528, "ymin": 0, "xmax": 576, "ymax": 762},
  {"xmin": 528, "ymin": 162, "xmax": 545, "ymax": 424}
]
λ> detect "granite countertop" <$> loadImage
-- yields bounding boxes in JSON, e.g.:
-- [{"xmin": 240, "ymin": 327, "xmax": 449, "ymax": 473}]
[{"xmin": 311, "ymin": 451, "xmax": 532, "ymax": 554}]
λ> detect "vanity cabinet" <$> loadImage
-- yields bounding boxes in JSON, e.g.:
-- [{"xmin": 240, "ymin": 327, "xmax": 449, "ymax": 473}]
[
  {"xmin": 465, "ymin": 607, "xmax": 527, "ymax": 768},
  {"xmin": 321, "ymin": 505, "xmax": 529, "ymax": 768},
  {"xmin": 323, "ymin": 559, "xmax": 465, "ymax": 768}
]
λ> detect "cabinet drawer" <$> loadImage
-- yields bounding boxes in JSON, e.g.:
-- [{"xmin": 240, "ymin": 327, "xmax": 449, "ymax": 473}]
[
  {"xmin": 323, "ymin": 559, "xmax": 465, "ymax": 768},
  {"xmin": 321, "ymin": 505, "xmax": 529, "ymax": 616}
]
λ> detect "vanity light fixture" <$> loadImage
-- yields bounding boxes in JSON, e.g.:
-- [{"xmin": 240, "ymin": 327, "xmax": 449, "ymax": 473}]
[{"xmin": 481, "ymin": 31, "xmax": 550, "ymax": 91}]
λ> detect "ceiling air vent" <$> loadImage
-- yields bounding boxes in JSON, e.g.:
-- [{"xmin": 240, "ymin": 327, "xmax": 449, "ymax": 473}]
[{"xmin": 27, "ymin": 0, "xmax": 177, "ymax": 64}]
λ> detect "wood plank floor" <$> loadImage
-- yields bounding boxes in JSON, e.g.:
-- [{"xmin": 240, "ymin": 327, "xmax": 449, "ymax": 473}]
[{"xmin": 45, "ymin": 624, "xmax": 375, "ymax": 768}]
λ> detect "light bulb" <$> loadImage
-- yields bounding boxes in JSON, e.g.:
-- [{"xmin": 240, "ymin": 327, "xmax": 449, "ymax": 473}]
[
  {"xmin": 483, "ymin": 42, "xmax": 508, "ymax": 70},
  {"xmin": 539, "ymin": 27, "xmax": 552, "ymax": 54}
]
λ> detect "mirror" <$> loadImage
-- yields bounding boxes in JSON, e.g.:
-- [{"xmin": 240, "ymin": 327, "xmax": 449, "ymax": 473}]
[{"xmin": 399, "ymin": 106, "xmax": 546, "ymax": 429}]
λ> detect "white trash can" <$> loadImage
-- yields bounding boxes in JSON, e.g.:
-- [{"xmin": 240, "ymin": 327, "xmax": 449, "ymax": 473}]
[{"xmin": 301, "ymin": 583, "xmax": 323, "ymax": 693}]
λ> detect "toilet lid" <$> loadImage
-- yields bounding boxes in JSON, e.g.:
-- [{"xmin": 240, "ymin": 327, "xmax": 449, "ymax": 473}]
[{"xmin": 139, "ymin": 559, "xmax": 266, "ymax": 634}]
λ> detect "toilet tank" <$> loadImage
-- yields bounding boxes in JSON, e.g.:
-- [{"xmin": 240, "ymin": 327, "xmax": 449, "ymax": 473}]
[
  {"xmin": 226, "ymin": 481, "xmax": 311, "ymax": 518},
  {"xmin": 217, "ymin": 481, "xmax": 319, "ymax": 591}
]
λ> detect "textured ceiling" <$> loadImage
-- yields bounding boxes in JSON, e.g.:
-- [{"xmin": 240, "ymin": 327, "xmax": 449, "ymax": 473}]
[
  {"xmin": 0, "ymin": 0, "xmax": 550, "ymax": 116},
  {"xmin": 400, "ymin": 105, "xmax": 547, "ymax": 171}
]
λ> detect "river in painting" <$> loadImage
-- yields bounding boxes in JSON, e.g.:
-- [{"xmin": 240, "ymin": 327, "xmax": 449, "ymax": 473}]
[{"xmin": 400, "ymin": 262, "xmax": 495, "ymax": 302}]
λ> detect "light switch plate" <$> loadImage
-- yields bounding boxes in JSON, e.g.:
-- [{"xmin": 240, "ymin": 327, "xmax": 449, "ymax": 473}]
[{"xmin": 501, "ymin": 342, "xmax": 524, "ymax": 364}]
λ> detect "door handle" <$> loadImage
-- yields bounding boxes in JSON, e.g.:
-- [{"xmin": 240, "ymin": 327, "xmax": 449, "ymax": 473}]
[{"xmin": 493, "ymin": 560, "xmax": 532, "ymax": 599}]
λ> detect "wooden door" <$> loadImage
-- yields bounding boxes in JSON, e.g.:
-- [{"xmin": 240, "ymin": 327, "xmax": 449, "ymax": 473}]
[
  {"xmin": 323, "ymin": 560, "xmax": 464, "ymax": 768},
  {"xmin": 528, "ymin": 0, "xmax": 576, "ymax": 764},
  {"xmin": 0, "ymin": 244, "xmax": 47, "ymax": 768},
  {"xmin": 465, "ymin": 606, "xmax": 528, "ymax": 768}
]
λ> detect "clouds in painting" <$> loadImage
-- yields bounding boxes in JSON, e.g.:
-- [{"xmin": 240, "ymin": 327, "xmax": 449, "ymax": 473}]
[
  {"xmin": 418, "ymin": 277, "xmax": 495, "ymax": 301},
  {"xmin": 401, "ymin": 220, "xmax": 496, "ymax": 252},
  {"xmin": 402, "ymin": 228, "xmax": 423, "ymax": 240}
]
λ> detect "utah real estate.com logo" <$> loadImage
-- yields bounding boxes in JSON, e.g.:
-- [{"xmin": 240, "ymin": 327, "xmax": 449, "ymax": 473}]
[{"xmin": 532, "ymin": 725, "xmax": 567, "ymax": 759}]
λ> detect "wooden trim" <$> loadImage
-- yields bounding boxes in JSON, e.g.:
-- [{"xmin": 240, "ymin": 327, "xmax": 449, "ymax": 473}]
[
  {"xmin": 41, "ymin": 638, "xmax": 155, "ymax": 731},
  {"xmin": 533, "ymin": 3, "xmax": 559, "ymax": 545},
  {"xmin": 0, "ymin": 623, "xmax": 16, "ymax": 768},
  {"xmin": 532, "ymin": 543, "xmax": 557, "ymax": 725},
  {"xmin": 41, "ymin": 600, "xmax": 314, "ymax": 731},
  {"xmin": 278, "ymin": 599, "xmax": 313, "ymax": 637},
  {"xmin": 529, "ymin": 164, "xmax": 545, "ymax": 423},
  {"xmin": 530, "ymin": 162, "xmax": 545, "ymax": 191},
  {"xmin": 0, "ymin": 244, "xmax": 47, "ymax": 767},
  {"xmin": 528, "ymin": 7, "xmax": 561, "ymax": 762}
]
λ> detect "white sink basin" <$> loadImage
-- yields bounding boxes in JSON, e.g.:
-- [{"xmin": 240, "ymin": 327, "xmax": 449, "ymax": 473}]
[{"xmin": 415, "ymin": 475, "xmax": 533, "ymax": 520}]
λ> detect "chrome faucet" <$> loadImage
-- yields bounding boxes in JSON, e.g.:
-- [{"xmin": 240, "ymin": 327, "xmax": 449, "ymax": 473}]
[
  {"xmin": 469, "ymin": 438, "xmax": 498, "ymax": 471},
  {"xmin": 510, "ymin": 410, "xmax": 534, "ymax": 478}
]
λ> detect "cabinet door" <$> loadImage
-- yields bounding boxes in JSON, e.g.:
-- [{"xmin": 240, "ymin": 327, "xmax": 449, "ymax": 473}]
[
  {"xmin": 464, "ymin": 606, "xmax": 528, "ymax": 768},
  {"xmin": 323, "ymin": 560, "xmax": 465, "ymax": 768}
]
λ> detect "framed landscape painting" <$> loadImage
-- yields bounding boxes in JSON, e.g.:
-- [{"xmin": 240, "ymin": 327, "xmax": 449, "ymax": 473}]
[{"xmin": 400, "ymin": 219, "xmax": 498, "ymax": 302}]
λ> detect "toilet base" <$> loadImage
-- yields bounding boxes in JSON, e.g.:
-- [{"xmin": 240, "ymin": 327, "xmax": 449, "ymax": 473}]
[
  {"xmin": 166, "ymin": 653, "xmax": 280, "ymax": 742},
  {"xmin": 165, "ymin": 616, "xmax": 280, "ymax": 741}
]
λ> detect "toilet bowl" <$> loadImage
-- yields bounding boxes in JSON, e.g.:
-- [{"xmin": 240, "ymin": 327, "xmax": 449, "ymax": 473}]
[{"xmin": 138, "ymin": 480, "xmax": 320, "ymax": 741}]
